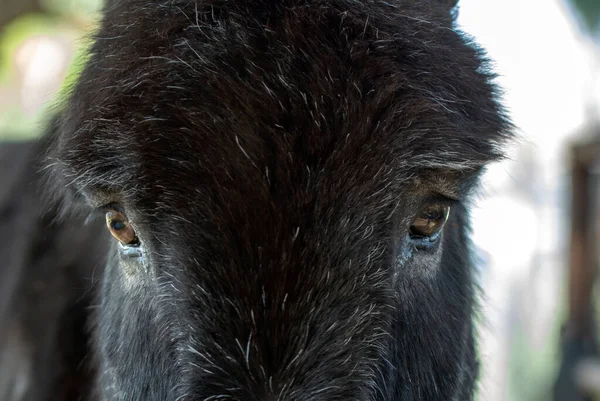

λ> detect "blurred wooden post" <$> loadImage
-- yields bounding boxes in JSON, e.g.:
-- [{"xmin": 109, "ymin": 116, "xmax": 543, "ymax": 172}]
[
  {"xmin": 568, "ymin": 140, "xmax": 600, "ymax": 341},
  {"xmin": 554, "ymin": 134, "xmax": 600, "ymax": 401}
]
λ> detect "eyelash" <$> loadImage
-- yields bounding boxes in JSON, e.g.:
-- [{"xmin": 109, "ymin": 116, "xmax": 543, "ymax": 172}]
[{"xmin": 84, "ymin": 202, "xmax": 124, "ymax": 225}]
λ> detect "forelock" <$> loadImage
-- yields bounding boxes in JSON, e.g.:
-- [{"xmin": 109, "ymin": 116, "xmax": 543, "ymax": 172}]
[{"xmin": 48, "ymin": 0, "xmax": 512, "ymax": 205}]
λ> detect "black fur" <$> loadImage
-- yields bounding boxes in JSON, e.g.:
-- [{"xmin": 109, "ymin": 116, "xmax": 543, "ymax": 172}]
[
  {"xmin": 5, "ymin": 0, "xmax": 512, "ymax": 400},
  {"xmin": 0, "ymin": 140, "xmax": 107, "ymax": 401}
]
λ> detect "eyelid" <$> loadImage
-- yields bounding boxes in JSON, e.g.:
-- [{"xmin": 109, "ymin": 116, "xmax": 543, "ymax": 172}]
[
  {"xmin": 420, "ymin": 193, "xmax": 459, "ymax": 208},
  {"xmin": 99, "ymin": 202, "xmax": 126, "ymax": 212},
  {"xmin": 84, "ymin": 202, "xmax": 126, "ymax": 225},
  {"xmin": 438, "ymin": 193, "xmax": 461, "ymax": 202}
]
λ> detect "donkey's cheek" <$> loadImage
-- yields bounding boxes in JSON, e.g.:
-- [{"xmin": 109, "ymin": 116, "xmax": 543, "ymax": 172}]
[
  {"xmin": 107, "ymin": 242, "xmax": 148, "ymax": 288},
  {"xmin": 396, "ymin": 237, "xmax": 445, "ymax": 281},
  {"xmin": 118, "ymin": 259, "xmax": 142, "ymax": 287}
]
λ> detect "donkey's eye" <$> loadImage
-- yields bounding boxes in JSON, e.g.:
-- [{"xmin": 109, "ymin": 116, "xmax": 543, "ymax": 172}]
[
  {"xmin": 105, "ymin": 210, "xmax": 139, "ymax": 246},
  {"xmin": 409, "ymin": 204, "xmax": 450, "ymax": 239}
]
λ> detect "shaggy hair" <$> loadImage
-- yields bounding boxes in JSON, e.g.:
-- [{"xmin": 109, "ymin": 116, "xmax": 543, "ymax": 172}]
[{"xmin": 5, "ymin": 0, "xmax": 512, "ymax": 400}]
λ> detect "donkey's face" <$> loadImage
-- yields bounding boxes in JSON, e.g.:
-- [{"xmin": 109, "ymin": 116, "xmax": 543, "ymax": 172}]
[{"xmin": 47, "ymin": 0, "xmax": 510, "ymax": 399}]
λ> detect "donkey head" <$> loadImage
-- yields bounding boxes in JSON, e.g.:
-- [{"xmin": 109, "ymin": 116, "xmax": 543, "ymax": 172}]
[{"xmin": 46, "ymin": 0, "xmax": 511, "ymax": 399}]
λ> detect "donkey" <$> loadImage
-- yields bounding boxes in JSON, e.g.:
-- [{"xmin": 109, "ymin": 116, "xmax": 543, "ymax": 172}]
[{"xmin": 0, "ymin": 0, "xmax": 512, "ymax": 399}]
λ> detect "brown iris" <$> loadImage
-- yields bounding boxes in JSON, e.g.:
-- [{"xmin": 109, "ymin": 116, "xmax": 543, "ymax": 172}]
[
  {"xmin": 410, "ymin": 204, "xmax": 450, "ymax": 238},
  {"xmin": 105, "ymin": 210, "xmax": 138, "ymax": 245}
]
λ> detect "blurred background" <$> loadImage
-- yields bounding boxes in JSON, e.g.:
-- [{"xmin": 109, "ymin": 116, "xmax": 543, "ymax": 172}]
[{"xmin": 0, "ymin": 0, "xmax": 599, "ymax": 400}]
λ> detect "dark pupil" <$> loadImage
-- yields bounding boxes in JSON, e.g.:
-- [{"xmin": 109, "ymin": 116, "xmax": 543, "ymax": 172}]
[
  {"xmin": 110, "ymin": 220, "xmax": 126, "ymax": 231},
  {"xmin": 409, "ymin": 204, "xmax": 450, "ymax": 238}
]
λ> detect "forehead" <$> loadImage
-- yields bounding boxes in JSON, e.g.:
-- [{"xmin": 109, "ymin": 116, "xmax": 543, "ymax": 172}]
[{"xmin": 56, "ymin": 0, "xmax": 509, "ymax": 210}]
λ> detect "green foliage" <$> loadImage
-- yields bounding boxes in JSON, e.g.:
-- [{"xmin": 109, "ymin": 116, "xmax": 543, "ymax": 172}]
[
  {"xmin": 566, "ymin": 0, "xmax": 600, "ymax": 36},
  {"xmin": 0, "ymin": 107, "xmax": 43, "ymax": 140},
  {"xmin": 0, "ymin": 14, "xmax": 60, "ymax": 84},
  {"xmin": 42, "ymin": 0, "xmax": 103, "ymax": 17},
  {"xmin": 0, "ymin": 6, "xmax": 98, "ymax": 140},
  {"xmin": 505, "ymin": 286, "xmax": 568, "ymax": 401}
]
